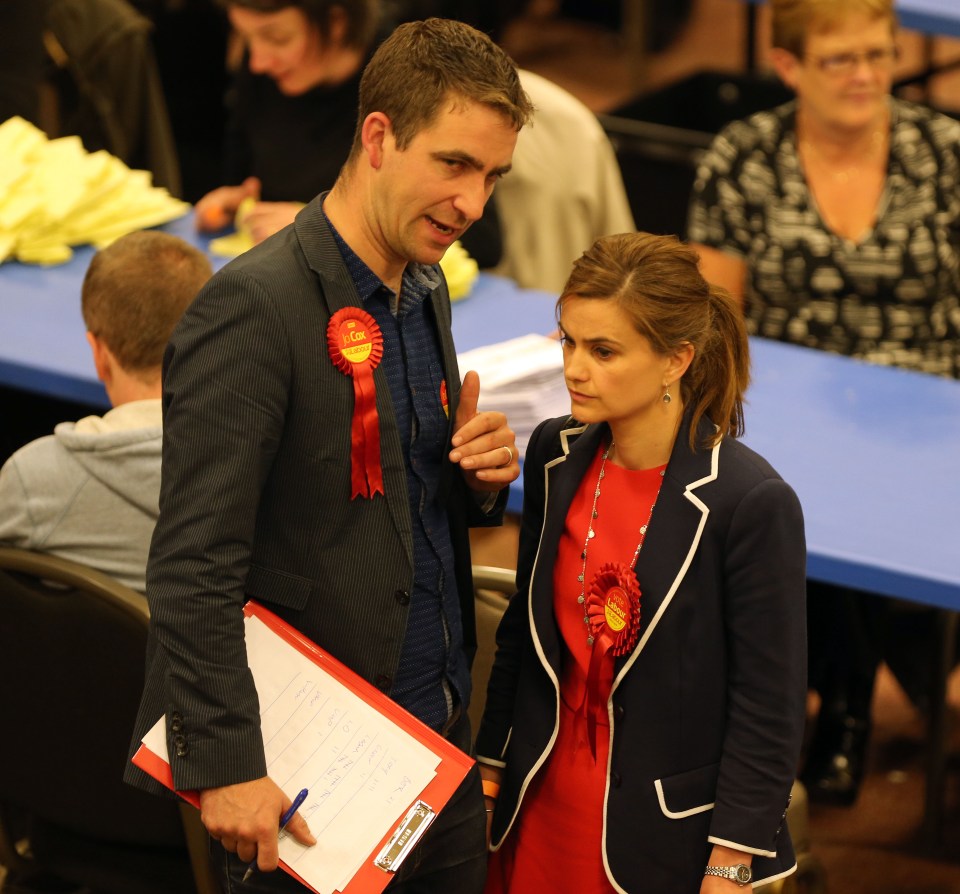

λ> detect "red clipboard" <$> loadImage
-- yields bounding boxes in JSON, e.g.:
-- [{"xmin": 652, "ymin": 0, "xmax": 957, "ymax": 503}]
[{"xmin": 132, "ymin": 600, "xmax": 475, "ymax": 894}]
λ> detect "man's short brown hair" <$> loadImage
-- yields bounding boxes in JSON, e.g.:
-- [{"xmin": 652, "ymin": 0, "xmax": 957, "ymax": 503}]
[
  {"xmin": 81, "ymin": 231, "xmax": 212, "ymax": 376},
  {"xmin": 349, "ymin": 17, "xmax": 533, "ymax": 156}
]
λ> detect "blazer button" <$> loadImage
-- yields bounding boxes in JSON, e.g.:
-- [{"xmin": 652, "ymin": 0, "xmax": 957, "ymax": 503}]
[
  {"xmin": 375, "ymin": 674, "xmax": 393, "ymax": 690},
  {"xmin": 611, "ymin": 772, "xmax": 622, "ymax": 788},
  {"xmin": 395, "ymin": 589, "xmax": 410, "ymax": 606},
  {"xmin": 613, "ymin": 704, "xmax": 625, "ymax": 722},
  {"xmin": 171, "ymin": 718, "xmax": 183, "ymax": 733},
  {"xmin": 173, "ymin": 735, "xmax": 189, "ymax": 757}
]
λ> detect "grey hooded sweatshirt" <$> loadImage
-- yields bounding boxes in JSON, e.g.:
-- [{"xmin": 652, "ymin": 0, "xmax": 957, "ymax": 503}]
[{"xmin": 0, "ymin": 399, "xmax": 162, "ymax": 593}]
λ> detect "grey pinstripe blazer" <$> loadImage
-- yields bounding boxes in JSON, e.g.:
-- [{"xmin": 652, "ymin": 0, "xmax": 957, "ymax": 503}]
[{"xmin": 126, "ymin": 195, "xmax": 503, "ymax": 795}]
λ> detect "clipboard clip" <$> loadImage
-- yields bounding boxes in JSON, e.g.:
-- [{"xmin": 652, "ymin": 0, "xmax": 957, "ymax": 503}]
[{"xmin": 374, "ymin": 800, "xmax": 435, "ymax": 872}]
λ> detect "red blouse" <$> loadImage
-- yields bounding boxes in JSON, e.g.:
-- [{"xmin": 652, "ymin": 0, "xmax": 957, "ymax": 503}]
[{"xmin": 486, "ymin": 444, "xmax": 666, "ymax": 893}]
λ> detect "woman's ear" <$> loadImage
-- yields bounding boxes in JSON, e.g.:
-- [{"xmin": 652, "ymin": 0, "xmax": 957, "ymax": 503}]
[
  {"xmin": 326, "ymin": 4, "xmax": 348, "ymax": 47},
  {"xmin": 666, "ymin": 342, "xmax": 695, "ymax": 386},
  {"xmin": 769, "ymin": 47, "xmax": 801, "ymax": 92}
]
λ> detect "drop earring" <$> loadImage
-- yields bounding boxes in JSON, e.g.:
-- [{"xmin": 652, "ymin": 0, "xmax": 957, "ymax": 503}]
[{"xmin": 662, "ymin": 385, "xmax": 672, "ymax": 404}]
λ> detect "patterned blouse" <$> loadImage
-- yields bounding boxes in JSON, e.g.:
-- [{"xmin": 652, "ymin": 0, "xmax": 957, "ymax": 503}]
[{"xmin": 687, "ymin": 98, "xmax": 960, "ymax": 378}]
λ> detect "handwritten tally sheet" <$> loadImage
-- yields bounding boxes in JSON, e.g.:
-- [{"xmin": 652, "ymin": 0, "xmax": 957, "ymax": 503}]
[{"xmin": 142, "ymin": 614, "xmax": 440, "ymax": 893}]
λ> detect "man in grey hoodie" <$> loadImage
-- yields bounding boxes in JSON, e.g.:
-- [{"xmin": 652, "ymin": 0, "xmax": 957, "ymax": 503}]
[{"xmin": 0, "ymin": 230, "xmax": 212, "ymax": 592}]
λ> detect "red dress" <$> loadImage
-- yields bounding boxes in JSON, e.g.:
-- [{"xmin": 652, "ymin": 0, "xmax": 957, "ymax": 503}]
[{"xmin": 485, "ymin": 446, "xmax": 666, "ymax": 893}]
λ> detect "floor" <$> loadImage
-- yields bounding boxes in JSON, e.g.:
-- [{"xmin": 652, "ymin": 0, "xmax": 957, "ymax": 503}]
[{"xmin": 474, "ymin": 6, "xmax": 960, "ymax": 890}]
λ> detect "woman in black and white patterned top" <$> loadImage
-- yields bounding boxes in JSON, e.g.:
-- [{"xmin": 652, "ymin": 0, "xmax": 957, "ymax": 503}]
[
  {"xmin": 688, "ymin": 0, "xmax": 960, "ymax": 380},
  {"xmin": 688, "ymin": 0, "xmax": 960, "ymax": 813}
]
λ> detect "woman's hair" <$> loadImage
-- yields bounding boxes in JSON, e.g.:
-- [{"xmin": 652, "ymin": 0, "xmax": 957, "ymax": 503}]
[
  {"xmin": 219, "ymin": 0, "xmax": 379, "ymax": 49},
  {"xmin": 771, "ymin": 0, "xmax": 897, "ymax": 56},
  {"xmin": 350, "ymin": 18, "xmax": 532, "ymax": 156},
  {"xmin": 558, "ymin": 232, "xmax": 750, "ymax": 450}
]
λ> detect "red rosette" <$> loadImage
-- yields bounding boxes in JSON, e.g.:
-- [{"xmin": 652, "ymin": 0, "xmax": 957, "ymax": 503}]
[
  {"xmin": 582, "ymin": 561, "xmax": 641, "ymax": 759},
  {"xmin": 585, "ymin": 562, "xmax": 641, "ymax": 656},
  {"xmin": 326, "ymin": 307, "xmax": 385, "ymax": 499}
]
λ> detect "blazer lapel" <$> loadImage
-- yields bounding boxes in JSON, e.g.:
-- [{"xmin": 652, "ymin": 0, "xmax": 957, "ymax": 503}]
[
  {"xmin": 295, "ymin": 198, "xmax": 415, "ymax": 564},
  {"xmin": 615, "ymin": 415, "xmax": 720, "ymax": 684},
  {"xmin": 529, "ymin": 421, "xmax": 604, "ymax": 677}
]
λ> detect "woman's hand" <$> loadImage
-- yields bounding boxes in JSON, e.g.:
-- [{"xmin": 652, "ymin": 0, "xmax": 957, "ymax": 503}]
[
  {"xmin": 195, "ymin": 176, "xmax": 261, "ymax": 231},
  {"xmin": 242, "ymin": 201, "xmax": 305, "ymax": 243},
  {"xmin": 700, "ymin": 844, "xmax": 753, "ymax": 894},
  {"xmin": 479, "ymin": 764, "xmax": 503, "ymax": 848}
]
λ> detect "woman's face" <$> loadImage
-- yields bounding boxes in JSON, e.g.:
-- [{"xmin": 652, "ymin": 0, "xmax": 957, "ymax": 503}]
[
  {"xmin": 229, "ymin": 6, "xmax": 331, "ymax": 96},
  {"xmin": 782, "ymin": 13, "xmax": 897, "ymax": 133},
  {"xmin": 558, "ymin": 296, "xmax": 680, "ymax": 434}
]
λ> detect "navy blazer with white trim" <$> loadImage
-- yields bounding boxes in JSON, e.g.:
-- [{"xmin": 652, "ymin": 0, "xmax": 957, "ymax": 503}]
[{"xmin": 476, "ymin": 413, "xmax": 807, "ymax": 893}]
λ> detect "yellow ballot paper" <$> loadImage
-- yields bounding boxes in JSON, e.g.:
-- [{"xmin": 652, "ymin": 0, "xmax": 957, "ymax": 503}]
[
  {"xmin": 438, "ymin": 239, "xmax": 478, "ymax": 300},
  {"xmin": 0, "ymin": 116, "xmax": 189, "ymax": 265}
]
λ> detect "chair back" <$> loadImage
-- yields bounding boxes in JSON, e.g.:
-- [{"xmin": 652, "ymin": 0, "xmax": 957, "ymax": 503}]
[
  {"xmin": 0, "ymin": 547, "xmax": 217, "ymax": 894},
  {"xmin": 468, "ymin": 565, "xmax": 516, "ymax": 735}
]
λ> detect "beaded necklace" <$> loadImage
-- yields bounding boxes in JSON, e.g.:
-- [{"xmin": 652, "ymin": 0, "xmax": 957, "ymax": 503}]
[{"xmin": 576, "ymin": 441, "xmax": 665, "ymax": 647}]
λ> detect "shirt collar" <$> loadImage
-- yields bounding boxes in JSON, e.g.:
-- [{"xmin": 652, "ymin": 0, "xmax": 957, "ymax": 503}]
[{"xmin": 323, "ymin": 207, "xmax": 442, "ymax": 306}]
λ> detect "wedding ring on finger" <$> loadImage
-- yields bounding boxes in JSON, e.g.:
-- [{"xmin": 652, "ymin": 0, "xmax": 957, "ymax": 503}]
[{"xmin": 499, "ymin": 445, "xmax": 514, "ymax": 468}]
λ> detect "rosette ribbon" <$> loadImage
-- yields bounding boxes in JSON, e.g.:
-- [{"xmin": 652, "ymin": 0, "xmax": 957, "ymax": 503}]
[
  {"xmin": 583, "ymin": 562, "xmax": 641, "ymax": 759},
  {"xmin": 326, "ymin": 308, "xmax": 385, "ymax": 499}
]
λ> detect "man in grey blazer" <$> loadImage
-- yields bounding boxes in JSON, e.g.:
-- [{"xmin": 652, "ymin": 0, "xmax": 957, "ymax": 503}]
[{"xmin": 125, "ymin": 19, "xmax": 533, "ymax": 893}]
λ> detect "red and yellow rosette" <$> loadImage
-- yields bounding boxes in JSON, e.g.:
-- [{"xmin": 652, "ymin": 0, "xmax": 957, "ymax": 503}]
[
  {"xmin": 583, "ymin": 561, "xmax": 641, "ymax": 758},
  {"xmin": 327, "ymin": 308, "xmax": 385, "ymax": 499}
]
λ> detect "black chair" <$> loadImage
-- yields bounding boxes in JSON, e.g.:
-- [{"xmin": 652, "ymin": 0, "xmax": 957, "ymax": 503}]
[{"xmin": 0, "ymin": 547, "xmax": 218, "ymax": 894}]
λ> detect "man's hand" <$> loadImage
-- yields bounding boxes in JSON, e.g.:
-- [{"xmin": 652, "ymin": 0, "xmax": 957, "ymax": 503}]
[
  {"xmin": 448, "ymin": 370, "xmax": 519, "ymax": 493},
  {"xmin": 199, "ymin": 777, "xmax": 316, "ymax": 872}
]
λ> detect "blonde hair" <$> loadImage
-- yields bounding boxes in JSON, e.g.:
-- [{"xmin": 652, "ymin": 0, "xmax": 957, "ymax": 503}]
[
  {"xmin": 771, "ymin": 0, "xmax": 897, "ymax": 56},
  {"xmin": 558, "ymin": 233, "xmax": 750, "ymax": 450}
]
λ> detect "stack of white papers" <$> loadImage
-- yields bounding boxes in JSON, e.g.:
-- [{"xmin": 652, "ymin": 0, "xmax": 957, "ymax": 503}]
[{"xmin": 457, "ymin": 333, "xmax": 569, "ymax": 459}]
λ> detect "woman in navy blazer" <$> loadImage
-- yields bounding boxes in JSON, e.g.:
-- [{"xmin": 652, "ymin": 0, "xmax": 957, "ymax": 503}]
[{"xmin": 476, "ymin": 233, "xmax": 807, "ymax": 893}]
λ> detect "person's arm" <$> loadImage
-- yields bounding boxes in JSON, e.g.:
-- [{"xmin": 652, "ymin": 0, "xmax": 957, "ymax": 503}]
[
  {"xmin": 692, "ymin": 244, "xmax": 746, "ymax": 307},
  {"xmin": 146, "ymin": 268, "xmax": 313, "ymax": 864},
  {"xmin": 702, "ymin": 843, "xmax": 754, "ymax": 893},
  {"xmin": 0, "ymin": 454, "xmax": 35, "ymax": 547},
  {"xmin": 707, "ymin": 475, "xmax": 807, "ymax": 865},
  {"xmin": 686, "ymin": 126, "xmax": 753, "ymax": 310}
]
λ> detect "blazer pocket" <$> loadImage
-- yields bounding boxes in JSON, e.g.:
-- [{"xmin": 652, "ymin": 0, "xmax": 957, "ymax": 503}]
[
  {"xmin": 246, "ymin": 564, "xmax": 312, "ymax": 611},
  {"xmin": 654, "ymin": 762, "xmax": 719, "ymax": 819}
]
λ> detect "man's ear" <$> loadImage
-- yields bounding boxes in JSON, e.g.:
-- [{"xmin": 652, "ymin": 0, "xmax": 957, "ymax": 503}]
[
  {"xmin": 360, "ymin": 111, "xmax": 392, "ymax": 169},
  {"xmin": 769, "ymin": 47, "xmax": 801, "ymax": 92},
  {"xmin": 86, "ymin": 331, "xmax": 113, "ymax": 386}
]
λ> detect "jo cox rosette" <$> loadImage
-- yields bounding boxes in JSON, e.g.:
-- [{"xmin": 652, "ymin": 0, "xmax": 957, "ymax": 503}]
[
  {"xmin": 583, "ymin": 562, "xmax": 642, "ymax": 758},
  {"xmin": 327, "ymin": 307, "xmax": 385, "ymax": 499}
]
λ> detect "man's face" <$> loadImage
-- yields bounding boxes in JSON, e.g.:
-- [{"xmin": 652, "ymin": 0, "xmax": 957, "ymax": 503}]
[{"xmin": 368, "ymin": 97, "xmax": 518, "ymax": 270}]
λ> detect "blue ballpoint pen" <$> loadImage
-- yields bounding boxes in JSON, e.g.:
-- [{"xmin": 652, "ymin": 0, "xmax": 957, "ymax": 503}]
[{"xmin": 241, "ymin": 787, "xmax": 310, "ymax": 883}]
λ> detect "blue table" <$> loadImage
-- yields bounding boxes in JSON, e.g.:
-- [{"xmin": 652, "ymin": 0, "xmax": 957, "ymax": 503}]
[
  {"xmin": 3, "ymin": 224, "xmax": 957, "ymax": 610},
  {"xmin": 740, "ymin": 0, "xmax": 960, "ymax": 37},
  {"xmin": 3, "ymin": 216, "xmax": 959, "ymax": 837},
  {"xmin": 0, "ymin": 213, "xmax": 558, "ymax": 409}
]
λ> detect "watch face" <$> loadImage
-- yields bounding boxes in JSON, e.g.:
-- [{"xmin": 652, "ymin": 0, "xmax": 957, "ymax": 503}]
[{"xmin": 735, "ymin": 864, "xmax": 752, "ymax": 883}]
